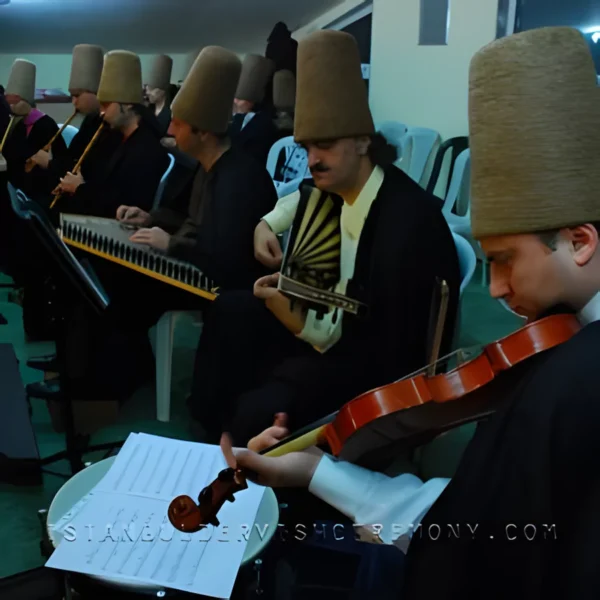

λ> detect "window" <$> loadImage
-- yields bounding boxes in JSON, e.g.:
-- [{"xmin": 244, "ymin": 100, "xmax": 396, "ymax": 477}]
[
  {"xmin": 513, "ymin": 0, "xmax": 600, "ymax": 73},
  {"xmin": 328, "ymin": 3, "xmax": 373, "ymax": 91},
  {"xmin": 419, "ymin": 0, "xmax": 451, "ymax": 46}
]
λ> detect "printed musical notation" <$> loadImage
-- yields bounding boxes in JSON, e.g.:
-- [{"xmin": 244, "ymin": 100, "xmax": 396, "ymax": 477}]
[{"xmin": 46, "ymin": 433, "xmax": 266, "ymax": 599}]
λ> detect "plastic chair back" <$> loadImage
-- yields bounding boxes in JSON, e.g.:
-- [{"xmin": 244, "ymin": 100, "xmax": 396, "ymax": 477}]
[
  {"xmin": 377, "ymin": 121, "xmax": 408, "ymax": 167},
  {"xmin": 426, "ymin": 136, "xmax": 469, "ymax": 198},
  {"xmin": 7, "ymin": 184, "xmax": 30, "ymax": 219},
  {"xmin": 403, "ymin": 127, "xmax": 442, "ymax": 187},
  {"xmin": 267, "ymin": 136, "xmax": 308, "ymax": 183},
  {"xmin": 452, "ymin": 232, "xmax": 476, "ymax": 296},
  {"xmin": 153, "ymin": 153, "xmax": 176, "ymax": 209},
  {"xmin": 442, "ymin": 148, "xmax": 471, "ymax": 218},
  {"xmin": 58, "ymin": 124, "xmax": 79, "ymax": 148}
]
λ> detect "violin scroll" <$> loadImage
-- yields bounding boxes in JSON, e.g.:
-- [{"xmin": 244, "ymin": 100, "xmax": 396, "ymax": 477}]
[{"xmin": 167, "ymin": 467, "xmax": 248, "ymax": 533}]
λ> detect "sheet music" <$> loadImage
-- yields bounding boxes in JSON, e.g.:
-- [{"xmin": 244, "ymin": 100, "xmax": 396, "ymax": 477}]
[{"xmin": 46, "ymin": 433, "xmax": 267, "ymax": 599}]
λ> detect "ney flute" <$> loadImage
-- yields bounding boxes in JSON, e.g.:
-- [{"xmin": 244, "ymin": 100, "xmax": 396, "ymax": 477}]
[
  {"xmin": 24, "ymin": 109, "xmax": 78, "ymax": 173},
  {"xmin": 50, "ymin": 121, "xmax": 106, "ymax": 210}
]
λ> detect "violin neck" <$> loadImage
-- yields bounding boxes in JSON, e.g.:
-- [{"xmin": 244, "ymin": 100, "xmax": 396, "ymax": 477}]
[{"xmin": 261, "ymin": 418, "xmax": 332, "ymax": 457}]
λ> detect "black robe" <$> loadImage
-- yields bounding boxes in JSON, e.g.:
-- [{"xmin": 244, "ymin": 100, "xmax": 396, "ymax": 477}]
[
  {"xmin": 40, "ymin": 111, "xmax": 121, "ymax": 202},
  {"xmin": 190, "ymin": 165, "xmax": 461, "ymax": 444},
  {"xmin": 58, "ymin": 122, "xmax": 169, "ymax": 218},
  {"xmin": 165, "ymin": 145, "xmax": 278, "ymax": 290},
  {"xmin": 229, "ymin": 110, "xmax": 280, "ymax": 166},
  {"xmin": 2, "ymin": 114, "xmax": 68, "ymax": 199},
  {"xmin": 152, "ymin": 104, "xmax": 172, "ymax": 138},
  {"xmin": 402, "ymin": 319, "xmax": 600, "ymax": 599}
]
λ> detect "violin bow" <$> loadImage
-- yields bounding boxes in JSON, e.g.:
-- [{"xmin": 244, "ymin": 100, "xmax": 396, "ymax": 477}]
[{"xmin": 426, "ymin": 279, "xmax": 449, "ymax": 377}]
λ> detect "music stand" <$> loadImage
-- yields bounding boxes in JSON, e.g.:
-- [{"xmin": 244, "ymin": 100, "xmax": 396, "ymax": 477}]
[{"xmin": 12, "ymin": 190, "xmax": 123, "ymax": 476}]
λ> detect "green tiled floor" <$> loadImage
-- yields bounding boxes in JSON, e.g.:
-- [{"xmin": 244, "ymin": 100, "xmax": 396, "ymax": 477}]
[{"xmin": 0, "ymin": 266, "xmax": 522, "ymax": 580}]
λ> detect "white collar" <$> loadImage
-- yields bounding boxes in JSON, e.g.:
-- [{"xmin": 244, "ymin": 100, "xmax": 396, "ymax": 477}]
[
  {"xmin": 577, "ymin": 292, "xmax": 600, "ymax": 326},
  {"xmin": 341, "ymin": 166, "xmax": 385, "ymax": 240}
]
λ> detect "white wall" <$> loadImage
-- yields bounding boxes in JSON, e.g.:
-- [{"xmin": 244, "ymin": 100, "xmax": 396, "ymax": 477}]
[
  {"xmin": 370, "ymin": 0, "xmax": 498, "ymax": 139},
  {"xmin": 0, "ymin": 53, "xmax": 191, "ymax": 91}
]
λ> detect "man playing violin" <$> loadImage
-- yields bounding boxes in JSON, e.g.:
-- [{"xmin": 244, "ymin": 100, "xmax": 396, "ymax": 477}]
[{"xmin": 224, "ymin": 27, "xmax": 600, "ymax": 599}]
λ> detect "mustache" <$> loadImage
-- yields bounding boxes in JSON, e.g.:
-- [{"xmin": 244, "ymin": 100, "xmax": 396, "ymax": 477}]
[{"xmin": 310, "ymin": 163, "xmax": 330, "ymax": 173}]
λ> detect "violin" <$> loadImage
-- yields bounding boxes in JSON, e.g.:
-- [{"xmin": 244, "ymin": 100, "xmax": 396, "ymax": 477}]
[{"xmin": 168, "ymin": 312, "xmax": 581, "ymax": 533}]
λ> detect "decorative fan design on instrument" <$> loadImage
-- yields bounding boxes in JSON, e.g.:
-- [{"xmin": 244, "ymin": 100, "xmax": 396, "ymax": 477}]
[{"xmin": 282, "ymin": 186, "xmax": 342, "ymax": 290}]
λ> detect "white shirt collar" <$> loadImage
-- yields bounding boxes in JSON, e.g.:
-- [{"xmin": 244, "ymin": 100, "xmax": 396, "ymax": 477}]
[
  {"xmin": 577, "ymin": 292, "xmax": 600, "ymax": 326},
  {"xmin": 341, "ymin": 165, "xmax": 385, "ymax": 241}
]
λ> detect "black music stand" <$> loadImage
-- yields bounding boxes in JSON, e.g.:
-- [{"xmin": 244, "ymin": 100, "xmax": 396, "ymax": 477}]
[{"xmin": 13, "ymin": 192, "xmax": 124, "ymax": 476}]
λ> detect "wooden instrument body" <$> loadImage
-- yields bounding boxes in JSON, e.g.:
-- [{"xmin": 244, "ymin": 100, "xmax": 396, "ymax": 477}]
[
  {"xmin": 306, "ymin": 314, "xmax": 581, "ymax": 468},
  {"xmin": 278, "ymin": 184, "xmax": 366, "ymax": 316},
  {"xmin": 60, "ymin": 214, "xmax": 218, "ymax": 301},
  {"xmin": 50, "ymin": 121, "xmax": 105, "ymax": 209}
]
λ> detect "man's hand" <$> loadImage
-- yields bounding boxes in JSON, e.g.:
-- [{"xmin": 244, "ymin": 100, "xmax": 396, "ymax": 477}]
[
  {"xmin": 254, "ymin": 220, "xmax": 283, "ymax": 269},
  {"xmin": 31, "ymin": 149, "xmax": 51, "ymax": 170},
  {"xmin": 248, "ymin": 413, "xmax": 289, "ymax": 453},
  {"xmin": 161, "ymin": 137, "xmax": 177, "ymax": 149},
  {"xmin": 117, "ymin": 205, "xmax": 151, "ymax": 226},
  {"xmin": 254, "ymin": 273, "xmax": 307, "ymax": 334},
  {"xmin": 59, "ymin": 171, "xmax": 84, "ymax": 194},
  {"xmin": 221, "ymin": 432, "xmax": 323, "ymax": 488},
  {"xmin": 253, "ymin": 272, "xmax": 281, "ymax": 301},
  {"xmin": 129, "ymin": 227, "xmax": 171, "ymax": 251}
]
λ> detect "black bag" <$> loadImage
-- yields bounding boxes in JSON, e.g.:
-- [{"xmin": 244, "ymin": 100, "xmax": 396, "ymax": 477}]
[{"xmin": 0, "ymin": 567, "xmax": 64, "ymax": 600}]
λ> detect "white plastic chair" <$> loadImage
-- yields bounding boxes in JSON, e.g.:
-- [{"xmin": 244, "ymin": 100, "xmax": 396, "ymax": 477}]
[
  {"xmin": 452, "ymin": 232, "xmax": 476, "ymax": 296},
  {"xmin": 402, "ymin": 127, "xmax": 442, "ymax": 187},
  {"xmin": 442, "ymin": 148, "xmax": 488, "ymax": 285},
  {"xmin": 154, "ymin": 309, "xmax": 203, "ymax": 422},
  {"xmin": 152, "ymin": 153, "xmax": 175, "ymax": 209},
  {"xmin": 266, "ymin": 136, "xmax": 309, "ymax": 184},
  {"xmin": 58, "ymin": 124, "xmax": 79, "ymax": 147},
  {"xmin": 377, "ymin": 120, "xmax": 408, "ymax": 168}
]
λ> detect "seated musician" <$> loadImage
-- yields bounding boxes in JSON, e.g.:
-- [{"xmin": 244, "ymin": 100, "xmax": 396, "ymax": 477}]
[
  {"xmin": 38, "ymin": 47, "xmax": 278, "ymax": 418},
  {"xmin": 28, "ymin": 44, "xmax": 121, "ymax": 207},
  {"xmin": 145, "ymin": 54, "xmax": 174, "ymax": 139},
  {"xmin": 54, "ymin": 50, "xmax": 169, "ymax": 219},
  {"xmin": 272, "ymin": 69, "xmax": 296, "ymax": 139},
  {"xmin": 0, "ymin": 59, "xmax": 69, "ymax": 335},
  {"xmin": 229, "ymin": 27, "xmax": 600, "ymax": 598},
  {"xmin": 189, "ymin": 31, "xmax": 461, "ymax": 445},
  {"xmin": 117, "ymin": 45, "xmax": 278, "ymax": 292},
  {"xmin": 1, "ymin": 59, "xmax": 68, "ymax": 200},
  {"xmin": 229, "ymin": 54, "xmax": 279, "ymax": 166}
]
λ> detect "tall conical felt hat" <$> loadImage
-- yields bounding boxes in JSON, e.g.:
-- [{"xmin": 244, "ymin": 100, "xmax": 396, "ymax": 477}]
[
  {"xmin": 273, "ymin": 69, "xmax": 296, "ymax": 112},
  {"xmin": 172, "ymin": 46, "xmax": 241, "ymax": 134},
  {"xmin": 294, "ymin": 30, "xmax": 374, "ymax": 143},
  {"xmin": 5, "ymin": 59, "xmax": 36, "ymax": 105},
  {"xmin": 147, "ymin": 54, "xmax": 173, "ymax": 90},
  {"xmin": 69, "ymin": 44, "xmax": 104, "ymax": 94},
  {"xmin": 235, "ymin": 54, "xmax": 275, "ymax": 103},
  {"xmin": 470, "ymin": 27, "xmax": 600, "ymax": 238},
  {"xmin": 97, "ymin": 50, "xmax": 143, "ymax": 104}
]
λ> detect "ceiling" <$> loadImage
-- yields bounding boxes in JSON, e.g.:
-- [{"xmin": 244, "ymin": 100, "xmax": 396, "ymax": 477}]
[{"xmin": 0, "ymin": 0, "xmax": 342, "ymax": 54}]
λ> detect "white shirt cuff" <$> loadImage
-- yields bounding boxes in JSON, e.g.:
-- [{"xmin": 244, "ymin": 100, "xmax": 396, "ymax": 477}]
[
  {"xmin": 309, "ymin": 454, "xmax": 450, "ymax": 547},
  {"xmin": 262, "ymin": 190, "xmax": 300, "ymax": 235},
  {"xmin": 297, "ymin": 308, "xmax": 341, "ymax": 351}
]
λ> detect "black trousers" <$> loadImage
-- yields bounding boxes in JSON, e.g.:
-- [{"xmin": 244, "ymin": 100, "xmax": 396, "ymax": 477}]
[
  {"xmin": 64, "ymin": 258, "xmax": 208, "ymax": 402},
  {"xmin": 189, "ymin": 290, "xmax": 370, "ymax": 447}
]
